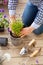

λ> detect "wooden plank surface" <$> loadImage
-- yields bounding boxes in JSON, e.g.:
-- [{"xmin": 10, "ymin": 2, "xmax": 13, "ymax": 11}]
[
  {"xmin": 0, "ymin": 0, "xmax": 43, "ymax": 65},
  {"xmin": 0, "ymin": 30, "xmax": 43, "ymax": 65},
  {"xmin": 3, "ymin": 56, "xmax": 43, "ymax": 65}
]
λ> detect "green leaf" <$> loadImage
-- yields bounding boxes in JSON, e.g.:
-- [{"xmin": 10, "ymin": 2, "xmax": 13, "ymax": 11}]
[
  {"xmin": 0, "ymin": 13, "xmax": 3, "ymax": 18},
  {"xmin": 10, "ymin": 19, "xmax": 24, "ymax": 37}
]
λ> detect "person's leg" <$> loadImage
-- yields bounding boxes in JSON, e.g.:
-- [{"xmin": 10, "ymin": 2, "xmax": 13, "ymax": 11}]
[
  {"xmin": 22, "ymin": 2, "xmax": 38, "ymax": 27},
  {"xmin": 33, "ymin": 24, "xmax": 43, "ymax": 35}
]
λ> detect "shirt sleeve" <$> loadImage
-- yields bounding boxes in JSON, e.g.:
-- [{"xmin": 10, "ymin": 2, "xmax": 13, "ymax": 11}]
[
  {"xmin": 8, "ymin": 0, "xmax": 18, "ymax": 10},
  {"xmin": 31, "ymin": 1, "xmax": 43, "ymax": 29}
]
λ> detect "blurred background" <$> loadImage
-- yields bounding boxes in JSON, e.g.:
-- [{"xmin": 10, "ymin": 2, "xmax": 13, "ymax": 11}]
[
  {"xmin": 0, "ymin": 0, "xmax": 8, "ymax": 18},
  {"xmin": 0, "ymin": 0, "xmax": 27, "ymax": 18}
]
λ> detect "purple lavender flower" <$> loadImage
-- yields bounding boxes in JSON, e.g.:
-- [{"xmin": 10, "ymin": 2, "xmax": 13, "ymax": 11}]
[
  {"xmin": 36, "ymin": 59, "xmax": 39, "ymax": 64},
  {"xmin": 0, "ymin": 9, "xmax": 1, "ymax": 12},
  {"xmin": 8, "ymin": 28, "xmax": 10, "ymax": 32},
  {"xmin": 4, "ymin": 15, "xmax": 7, "ymax": 18},
  {"xmin": 2, "ymin": 9, "xmax": 4, "ymax": 12}
]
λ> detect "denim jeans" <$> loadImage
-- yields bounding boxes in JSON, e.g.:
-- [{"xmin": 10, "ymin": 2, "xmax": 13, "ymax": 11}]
[
  {"xmin": 22, "ymin": 2, "xmax": 38, "ymax": 27},
  {"xmin": 33, "ymin": 24, "xmax": 43, "ymax": 35},
  {"xmin": 22, "ymin": 2, "xmax": 43, "ymax": 35}
]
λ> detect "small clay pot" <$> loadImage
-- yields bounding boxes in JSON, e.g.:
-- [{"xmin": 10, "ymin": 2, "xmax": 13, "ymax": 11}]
[{"xmin": 10, "ymin": 31, "xmax": 24, "ymax": 46}]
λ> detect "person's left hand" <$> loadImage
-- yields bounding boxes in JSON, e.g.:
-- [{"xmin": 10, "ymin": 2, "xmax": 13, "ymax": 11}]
[{"xmin": 20, "ymin": 26, "xmax": 35, "ymax": 38}]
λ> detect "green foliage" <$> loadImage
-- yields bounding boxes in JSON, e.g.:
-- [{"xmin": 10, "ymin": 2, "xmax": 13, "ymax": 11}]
[
  {"xmin": 0, "ymin": 18, "xmax": 9, "ymax": 28},
  {"xmin": 2, "ymin": 18, "xmax": 9, "ymax": 27},
  {"xmin": 10, "ymin": 19, "xmax": 24, "ymax": 37},
  {"xmin": 0, "ymin": 22, "xmax": 4, "ymax": 28},
  {"xmin": 0, "ymin": 13, "xmax": 4, "ymax": 27},
  {"xmin": 0, "ymin": 13, "xmax": 3, "ymax": 18},
  {"xmin": 0, "ymin": 12, "xmax": 9, "ymax": 28}
]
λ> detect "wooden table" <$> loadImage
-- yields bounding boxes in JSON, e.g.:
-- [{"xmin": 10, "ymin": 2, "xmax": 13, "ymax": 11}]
[
  {"xmin": 0, "ymin": 30, "xmax": 43, "ymax": 65},
  {"xmin": 0, "ymin": 0, "xmax": 43, "ymax": 65}
]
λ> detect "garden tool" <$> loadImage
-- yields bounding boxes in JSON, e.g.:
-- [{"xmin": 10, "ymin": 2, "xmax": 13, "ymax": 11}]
[
  {"xmin": 29, "ymin": 48, "xmax": 41, "ymax": 57},
  {"xmin": 20, "ymin": 39, "xmax": 36, "ymax": 56}
]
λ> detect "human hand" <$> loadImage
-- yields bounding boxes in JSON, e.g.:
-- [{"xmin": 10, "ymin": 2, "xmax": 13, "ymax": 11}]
[
  {"xmin": 20, "ymin": 26, "xmax": 35, "ymax": 38},
  {"xmin": 9, "ymin": 15, "xmax": 16, "ymax": 22}
]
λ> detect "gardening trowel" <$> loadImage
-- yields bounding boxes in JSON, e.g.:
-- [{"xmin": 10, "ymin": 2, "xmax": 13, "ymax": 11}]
[{"xmin": 20, "ymin": 39, "xmax": 36, "ymax": 56}]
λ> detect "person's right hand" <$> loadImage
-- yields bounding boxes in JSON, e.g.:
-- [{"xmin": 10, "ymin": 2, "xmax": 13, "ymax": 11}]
[{"xmin": 20, "ymin": 26, "xmax": 35, "ymax": 38}]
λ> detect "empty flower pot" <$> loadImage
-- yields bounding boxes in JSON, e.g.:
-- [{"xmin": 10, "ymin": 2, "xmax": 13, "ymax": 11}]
[{"xmin": 0, "ymin": 25, "xmax": 4, "ymax": 32}]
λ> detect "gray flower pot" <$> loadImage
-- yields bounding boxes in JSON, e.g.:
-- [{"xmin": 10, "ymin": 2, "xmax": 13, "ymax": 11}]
[{"xmin": 10, "ymin": 32, "xmax": 24, "ymax": 46}]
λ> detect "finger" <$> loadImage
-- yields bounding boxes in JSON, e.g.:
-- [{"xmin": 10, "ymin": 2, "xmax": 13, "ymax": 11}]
[
  {"xmin": 20, "ymin": 32, "xmax": 24, "ymax": 36},
  {"xmin": 21, "ymin": 34, "xmax": 25, "ymax": 38}
]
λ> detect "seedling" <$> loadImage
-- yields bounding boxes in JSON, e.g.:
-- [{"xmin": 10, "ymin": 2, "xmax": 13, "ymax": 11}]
[{"xmin": 10, "ymin": 18, "xmax": 24, "ymax": 37}]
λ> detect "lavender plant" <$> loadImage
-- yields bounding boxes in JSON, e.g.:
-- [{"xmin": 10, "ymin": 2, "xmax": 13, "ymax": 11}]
[{"xmin": 0, "ymin": 9, "xmax": 9, "ymax": 28}]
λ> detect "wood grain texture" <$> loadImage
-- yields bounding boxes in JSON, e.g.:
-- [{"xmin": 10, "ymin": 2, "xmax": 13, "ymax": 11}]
[
  {"xmin": 0, "ymin": 30, "xmax": 43, "ymax": 65},
  {"xmin": 0, "ymin": 0, "xmax": 43, "ymax": 65}
]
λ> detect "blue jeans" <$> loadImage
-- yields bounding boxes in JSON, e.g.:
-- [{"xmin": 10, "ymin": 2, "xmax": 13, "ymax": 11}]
[
  {"xmin": 22, "ymin": 2, "xmax": 38, "ymax": 27},
  {"xmin": 22, "ymin": 2, "xmax": 43, "ymax": 35},
  {"xmin": 33, "ymin": 24, "xmax": 43, "ymax": 35}
]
